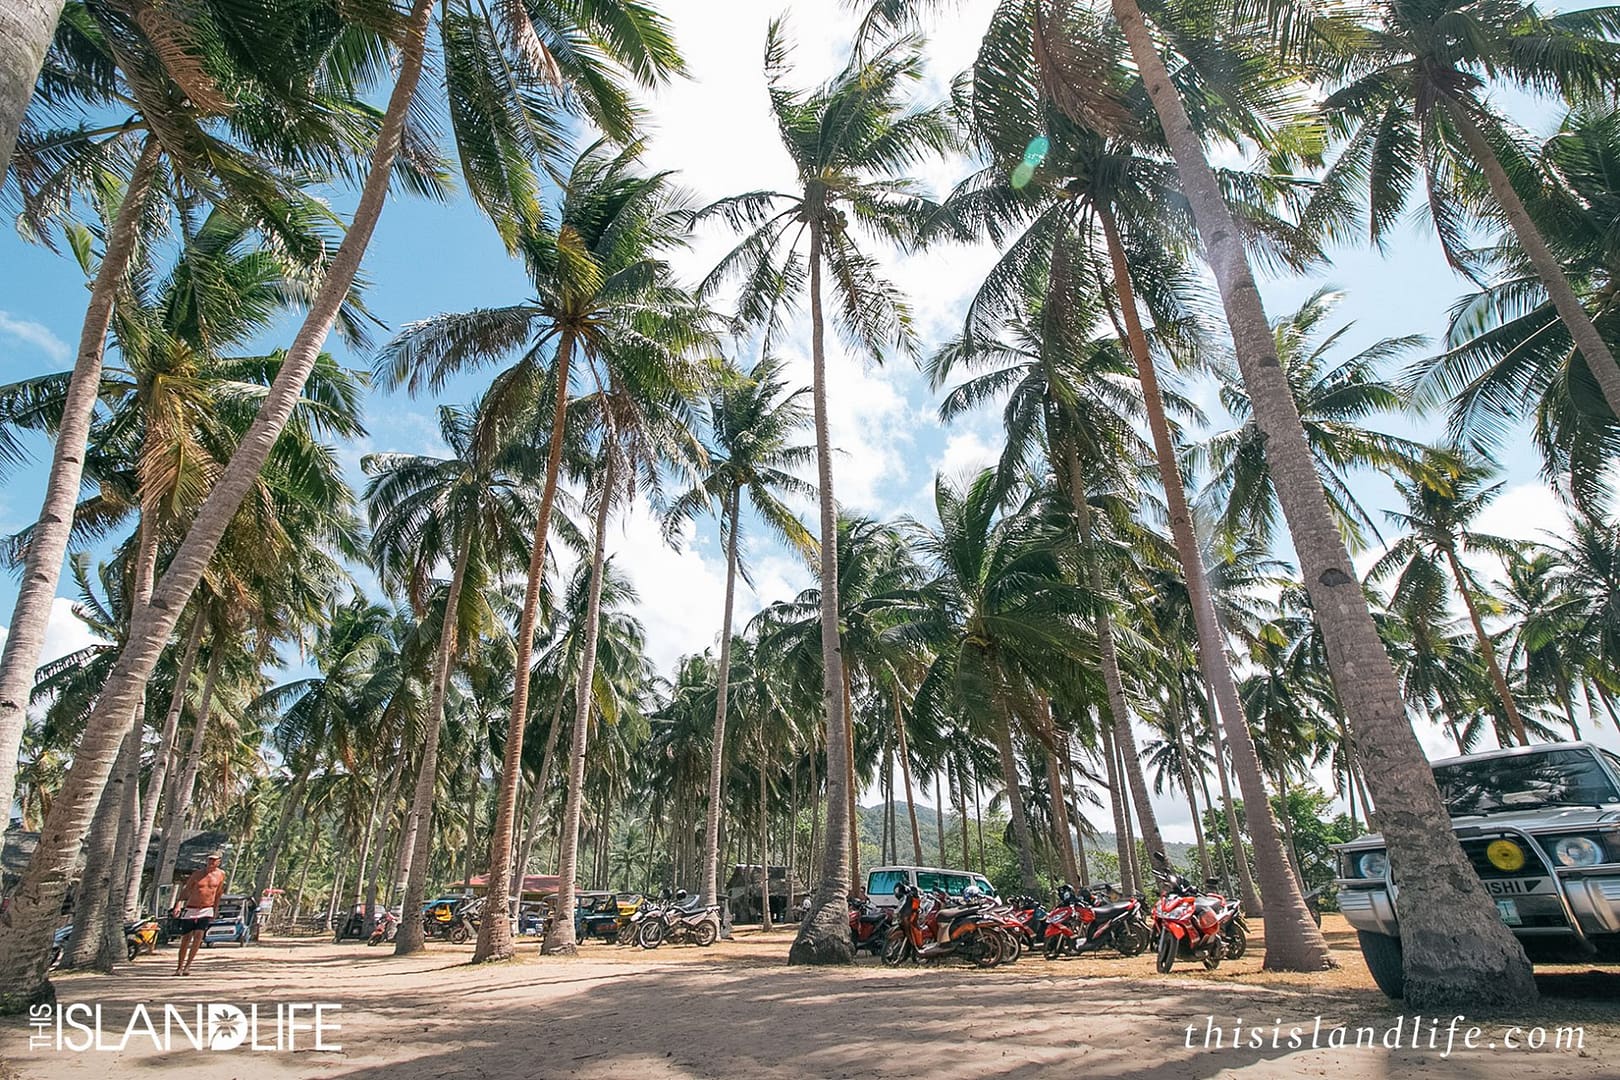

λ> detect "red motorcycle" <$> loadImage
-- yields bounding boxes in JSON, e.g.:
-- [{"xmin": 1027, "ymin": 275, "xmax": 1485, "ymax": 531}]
[
  {"xmin": 1042, "ymin": 883, "xmax": 1151, "ymax": 959},
  {"xmin": 848, "ymin": 896, "xmax": 892, "ymax": 956},
  {"xmin": 1150, "ymin": 869, "xmax": 1243, "ymax": 973},
  {"xmin": 991, "ymin": 895, "xmax": 1047, "ymax": 962},
  {"xmin": 881, "ymin": 885, "xmax": 1008, "ymax": 968}
]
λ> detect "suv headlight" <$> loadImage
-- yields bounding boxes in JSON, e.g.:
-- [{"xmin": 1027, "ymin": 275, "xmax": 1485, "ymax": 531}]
[
  {"xmin": 1551, "ymin": 836, "xmax": 1604, "ymax": 868},
  {"xmin": 1356, "ymin": 851, "xmax": 1389, "ymax": 879}
]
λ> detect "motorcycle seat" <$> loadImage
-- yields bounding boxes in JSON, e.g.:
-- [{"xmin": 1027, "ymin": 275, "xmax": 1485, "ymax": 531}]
[{"xmin": 1092, "ymin": 901, "xmax": 1134, "ymax": 919}]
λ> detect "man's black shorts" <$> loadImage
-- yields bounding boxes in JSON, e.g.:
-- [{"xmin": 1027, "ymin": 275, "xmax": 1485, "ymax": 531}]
[{"xmin": 177, "ymin": 916, "xmax": 213, "ymax": 934}]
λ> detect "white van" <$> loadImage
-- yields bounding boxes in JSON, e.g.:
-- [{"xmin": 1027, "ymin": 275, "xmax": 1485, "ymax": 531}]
[{"xmin": 863, "ymin": 866, "xmax": 997, "ymax": 909}]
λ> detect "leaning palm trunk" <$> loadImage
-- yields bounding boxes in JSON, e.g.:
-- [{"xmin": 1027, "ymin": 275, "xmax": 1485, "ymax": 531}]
[
  {"xmin": 0, "ymin": 0, "xmax": 435, "ymax": 1003},
  {"xmin": 789, "ymin": 215, "xmax": 855, "ymax": 965},
  {"xmin": 124, "ymin": 615, "xmax": 203, "ymax": 913},
  {"xmin": 61, "ymin": 741, "xmax": 125, "ymax": 970},
  {"xmin": 1443, "ymin": 546, "xmax": 1527, "ymax": 744},
  {"xmin": 1207, "ymin": 700, "xmax": 1261, "ymax": 913},
  {"xmin": 151, "ymin": 646, "xmax": 223, "ymax": 910},
  {"xmin": 1098, "ymin": 204, "xmax": 1330, "ymax": 969},
  {"xmin": 0, "ymin": 0, "xmax": 65, "ymax": 180},
  {"xmin": 1109, "ymin": 0, "xmax": 1535, "ymax": 1005},
  {"xmin": 100, "ymin": 710, "xmax": 143, "ymax": 962},
  {"xmin": 395, "ymin": 531, "xmax": 473, "ymax": 955},
  {"xmin": 993, "ymin": 706, "xmax": 1040, "ymax": 892},
  {"xmin": 891, "ymin": 691, "xmax": 923, "ymax": 865},
  {"xmin": 0, "ymin": 138, "xmax": 161, "ymax": 823},
  {"xmin": 476, "ymin": 331, "xmax": 576, "ymax": 963},
  {"xmin": 1448, "ymin": 105, "xmax": 1620, "ymax": 420},
  {"xmin": 758, "ymin": 732, "xmax": 773, "ymax": 930},
  {"xmin": 542, "ymin": 454, "xmax": 616, "ymax": 956},
  {"xmin": 512, "ymin": 695, "xmax": 566, "ymax": 888},
  {"xmin": 700, "ymin": 487, "xmax": 742, "ymax": 907},
  {"xmin": 1101, "ymin": 724, "xmax": 1134, "ymax": 893},
  {"xmin": 254, "ymin": 773, "xmax": 308, "ymax": 898},
  {"xmin": 1044, "ymin": 750, "xmax": 1080, "ymax": 885}
]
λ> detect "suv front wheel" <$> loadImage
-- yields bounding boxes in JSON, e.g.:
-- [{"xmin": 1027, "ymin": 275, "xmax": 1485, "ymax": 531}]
[{"xmin": 1357, "ymin": 930, "xmax": 1404, "ymax": 999}]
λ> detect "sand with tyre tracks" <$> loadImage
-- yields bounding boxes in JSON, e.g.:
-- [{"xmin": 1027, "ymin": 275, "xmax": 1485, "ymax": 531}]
[{"xmin": 2, "ymin": 915, "xmax": 1617, "ymax": 1079}]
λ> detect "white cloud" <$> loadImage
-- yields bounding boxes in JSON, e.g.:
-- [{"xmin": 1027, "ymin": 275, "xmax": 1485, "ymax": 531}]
[
  {"xmin": 0, "ymin": 596, "xmax": 107, "ymax": 668},
  {"xmin": 0, "ymin": 311, "xmax": 70, "ymax": 365},
  {"xmin": 1473, "ymin": 481, "xmax": 1572, "ymax": 547}
]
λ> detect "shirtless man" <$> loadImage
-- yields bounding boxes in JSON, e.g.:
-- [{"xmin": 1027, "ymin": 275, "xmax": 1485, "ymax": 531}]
[{"xmin": 171, "ymin": 852, "xmax": 226, "ymax": 975}]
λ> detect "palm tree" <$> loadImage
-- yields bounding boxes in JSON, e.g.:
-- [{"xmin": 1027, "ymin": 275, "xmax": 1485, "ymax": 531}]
[
  {"xmin": 1096, "ymin": 0, "xmax": 1539, "ymax": 1004},
  {"xmin": 0, "ymin": 0, "xmax": 59, "ymax": 180},
  {"xmin": 362, "ymin": 402, "xmax": 537, "ymax": 954},
  {"xmin": 702, "ymin": 20, "xmax": 951, "ymax": 964},
  {"xmin": 1312, "ymin": 0, "xmax": 1620, "ymax": 419},
  {"xmin": 1410, "ymin": 102, "xmax": 1620, "ymax": 513},
  {"xmin": 1371, "ymin": 456, "xmax": 1527, "ymax": 743},
  {"xmin": 910, "ymin": 471, "xmax": 1094, "ymax": 892},
  {"xmin": 1196, "ymin": 288, "xmax": 1428, "ymax": 553},
  {"xmin": 377, "ymin": 139, "xmax": 704, "ymax": 962},
  {"xmin": 1544, "ymin": 512, "xmax": 1620, "ymax": 731},
  {"xmin": 666, "ymin": 355, "xmax": 814, "ymax": 908}
]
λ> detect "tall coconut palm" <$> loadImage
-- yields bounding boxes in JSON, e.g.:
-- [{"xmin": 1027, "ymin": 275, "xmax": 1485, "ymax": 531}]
[
  {"xmin": 362, "ymin": 402, "xmax": 538, "ymax": 954},
  {"xmin": 378, "ymin": 140, "xmax": 704, "ymax": 961},
  {"xmin": 910, "ymin": 471, "xmax": 1095, "ymax": 892},
  {"xmin": 1371, "ymin": 455, "xmax": 1526, "ymax": 743},
  {"xmin": 702, "ymin": 20, "xmax": 951, "ymax": 964},
  {"xmin": 1311, "ymin": 0, "xmax": 1620, "ymax": 419},
  {"xmin": 1410, "ymin": 102, "xmax": 1620, "ymax": 514},
  {"xmin": 0, "ymin": 0, "xmax": 59, "ymax": 181},
  {"xmin": 665, "ymin": 355, "xmax": 815, "ymax": 908},
  {"xmin": 1095, "ymin": 0, "xmax": 1539, "ymax": 1004}
]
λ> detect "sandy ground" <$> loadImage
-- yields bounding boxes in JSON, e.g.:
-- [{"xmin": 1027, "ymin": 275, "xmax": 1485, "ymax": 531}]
[{"xmin": 2, "ymin": 915, "xmax": 1617, "ymax": 1079}]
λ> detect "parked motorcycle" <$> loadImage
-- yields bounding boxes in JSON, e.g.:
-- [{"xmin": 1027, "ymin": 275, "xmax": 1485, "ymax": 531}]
[
  {"xmin": 994, "ymin": 895, "xmax": 1048, "ymax": 962},
  {"xmin": 881, "ymin": 884, "xmax": 1007, "ymax": 968},
  {"xmin": 367, "ymin": 909, "xmax": 400, "ymax": 946},
  {"xmin": 1042, "ymin": 883, "xmax": 1151, "ymax": 960},
  {"xmin": 638, "ymin": 890, "xmax": 719, "ymax": 949},
  {"xmin": 848, "ymin": 896, "xmax": 893, "ymax": 956},
  {"xmin": 125, "ymin": 916, "xmax": 161, "ymax": 960},
  {"xmin": 1150, "ymin": 868, "xmax": 1242, "ymax": 973},
  {"xmin": 448, "ymin": 896, "xmax": 484, "ymax": 944}
]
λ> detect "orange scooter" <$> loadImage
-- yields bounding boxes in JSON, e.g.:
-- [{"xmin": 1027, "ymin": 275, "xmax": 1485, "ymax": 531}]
[{"xmin": 880, "ymin": 884, "xmax": 1007, "ymax": 968}]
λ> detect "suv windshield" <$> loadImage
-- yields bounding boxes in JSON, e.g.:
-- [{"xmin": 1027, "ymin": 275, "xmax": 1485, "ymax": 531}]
[{"xmin": 1433, "ymin": 748, "xmax": 1620, "ymax": 816}]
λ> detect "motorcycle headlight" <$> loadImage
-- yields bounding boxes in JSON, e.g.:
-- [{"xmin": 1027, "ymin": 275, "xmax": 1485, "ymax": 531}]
[
  {"xmin": 1552, "ymin": 836, "xmax": 1604, "ymax": 868},
  {"xmin": 1356, "ymin": 851, "xmax": 1389, "ymax": 879}
]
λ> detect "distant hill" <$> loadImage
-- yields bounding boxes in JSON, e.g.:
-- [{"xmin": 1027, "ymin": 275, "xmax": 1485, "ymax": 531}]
[{"xmin": 852, "ymin": 801, "xmax": 1195, "ymax": 887}]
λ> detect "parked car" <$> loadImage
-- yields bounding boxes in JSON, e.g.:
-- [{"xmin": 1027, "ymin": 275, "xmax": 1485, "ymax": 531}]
[
  {"xmin": 204, "ymin": 895, "xmax": 254, "ymax": 947},
  {"xmin": 1337, "ymin": 741, "xmax": 1620, "ymax": 998},
  {"xmin": 862, "ymin": 866, "xmax": 997, "ymax": 910}
]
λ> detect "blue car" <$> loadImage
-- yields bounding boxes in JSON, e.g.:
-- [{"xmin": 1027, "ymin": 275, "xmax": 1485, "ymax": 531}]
[{"xmin": 203, "ymin": 895, "xmax": 252, "ymax": 946}]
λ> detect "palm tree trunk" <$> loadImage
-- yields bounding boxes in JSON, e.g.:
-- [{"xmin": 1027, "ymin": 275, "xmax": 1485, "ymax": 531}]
[
  {"xmin": 62, "ymin": 738, "xmax": 126, "ymax": 970},
  {"xmin": 807, "ymin": 740, "xmax": 820, "ymax": 880},
  {"xmin": 758, "ymin": 727, "xmax": 773, "ymax": 930},
  {"xmin": 842, "ymin": 669, "xmax": 860, "ymax": 889},
  {"xmin": 701, "ymin": 486, "xmax": 742, "ymax": 907},
  {"xmin": 125, "ymin": 614, "xmax": 202, "ymax": 912},
  {"xmin": 971, "ymin": 759, "xmax": 986, "ymax": 874},
  {"xmin": 1206, "ymin": 691, "xmax": 1261, "ymax": 913},
  {"xmin": 152, "ymin": 644, "xmax": 222, "ymax": 910},
  {"xmin": 1117, "ymin": 735, "xmax": 1140, "ymax": 890},
  {"xmin": 0, "ymin": 137, "xmax": 161, "ymax": 825},
  {"xmin": 513, "ymin": 694, "xmax": 566, "ymax": 888},
  {"xmin": 1045, "ymin": 749, "xmax": 1080, "ymax": 885},
  {"xmin": 934, "ymin": 773, "xmax": 947, "ymax": 867},
  {"xmin": 891, "ymin": 689, "xmax": 923, "ymax": 865},
  {"xmin": 787, "ymin": 756, "xmax": 799, "ymax": 919},
  {"xmin": 993, "ymin": 706, "xmax": 1039, "ymax": 892},
  {"xmin": 1066, "ymin": 757, "xmax": 1090, "ymax": 886},
  {"xmin": 1109, "ymin": 0, "xmax": 1534, "ymax": 1002},
  {"xmin": 0, "ymin": 0, "xmax": 436, "ymax": 1002},
  {"xmin": 253, "ymin": 773, "xmax": 308, "ymax": 898},
  {"xmin": 477, "ymin": 330, "xmax": 577, "ymax": 963},
  {"xmin": 102, "ymin": 715, "xmax": 142, "ymax": 957},
  {"xmin": 1448, "ymin": 104, "xmax": 1620, "ymax": 419},
  {"xmin": 1444, "ymin": 547, "xmax": 1527, "ymax": 744},
  {"xmin": 791, "ymin": 212, "xmax": 855, "ymax": 965},
  {"xmin": 542, "ymin": 453, "xmax": 616, "ymax": 956},
  {"xmin": 1101, "ymin": 725, "xmax": 1133, "ymax": 892},
  {"xmin": 1098, "ymin": 202, "xmax": 1330, "ymax": 967},
  {"xmin": 1168, "ymin": 700, "xmax": 1214, "ymax": 883},
  {"xmin": 289, "ymin": 823, "xmax": 319, "ymax": 928},
  {"xmin": 395, "ymin": 528, "xmax": 473, "ymax": 956},
  {"xmin": 0, "ymin": 0, "xmax": 65, "ymax": 182}
]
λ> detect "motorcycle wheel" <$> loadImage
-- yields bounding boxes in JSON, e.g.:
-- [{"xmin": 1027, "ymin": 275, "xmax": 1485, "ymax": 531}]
[
  {"xmin": 450, "ymin": 924, "xmax": 470, "ymax": 945},
  {"xmin": 971, "ymin": 931, "xmax": 1004, "ymax": 969},
  {"xmin": 127, "ymin": 941, "xmax": 138, "ymax": 962},
  {"xmin": 1115, "ymin": 922, "xmax": 1150, "ymax": 958},
  {"xmin": 694, "ymin": 920, "xmax": 717, "ymax": 947},
  {"xmin": 1043, "ymin": 936, "xmax": 1062, "ymax": 961},
  {"xmin": 880, "ymin": 931, "xmax": 912, "ymax": 967},
  {"xmin": 1155, "ymin": 930, "xmax": 1175, "ymax": 975},
  {"xmin": 616, "ymin": 923, "xmax": 637, "ymax": 946},
  {"xmin": 999, "ymin": 930, "xmax": 1021, "ymax": 964},
  {"xmin": 1224, "ymin": 924, "xmax": 1247, "ymax": 961},
  {"xmin": 638, "ymin": 920, "xmax": 666, "ymax": 950},
  {"xmin": 1203, "ymin": 947, "xmax": 1221, "ymax": 971}
]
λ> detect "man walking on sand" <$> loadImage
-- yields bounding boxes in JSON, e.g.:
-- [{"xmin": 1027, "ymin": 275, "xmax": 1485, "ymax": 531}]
[{"xmin": 171, "ymin": 851, "xmax": 226, "ymax": 976}]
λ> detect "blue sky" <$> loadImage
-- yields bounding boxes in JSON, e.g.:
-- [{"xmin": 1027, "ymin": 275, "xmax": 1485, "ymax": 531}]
[{"xmin": 1, "ymin": 0, "xmax": 1613, "ymax": 838}]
